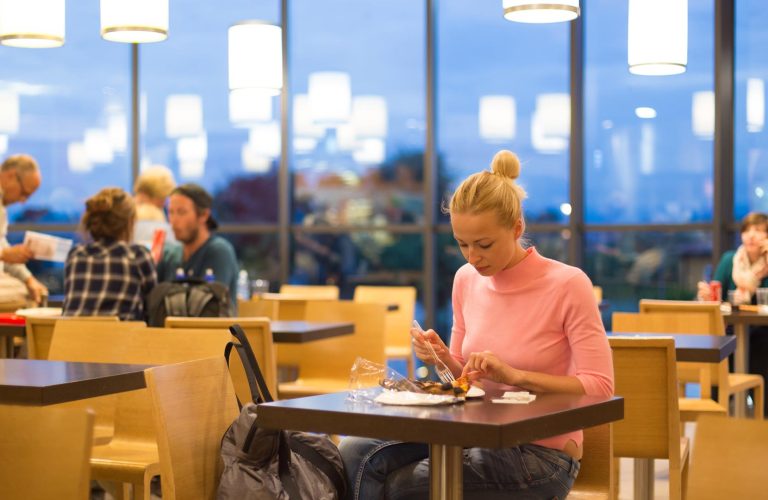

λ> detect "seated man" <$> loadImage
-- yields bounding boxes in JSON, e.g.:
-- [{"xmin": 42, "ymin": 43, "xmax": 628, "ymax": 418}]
[{"xmin": 157, "ymin": 183, "xmax": 238, "ymax": 308}]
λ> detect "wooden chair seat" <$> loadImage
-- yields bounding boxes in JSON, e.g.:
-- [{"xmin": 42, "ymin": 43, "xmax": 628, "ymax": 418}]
[
  {"xmin": 277, "ymin": 377, "xmax": 351, "ymax": 399},
  {"xmin": 678, "ymin": 397, "xmax": 728, "ymax": 421},
  {"xmin": 568, "ymin": 423, "xmax": 613, "ymax": 499}
]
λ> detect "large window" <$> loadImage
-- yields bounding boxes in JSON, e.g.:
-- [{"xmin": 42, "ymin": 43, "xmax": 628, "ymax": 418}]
[
  {"xmin": 584, "ymin": 0, "xmax": 715, "ymax": 224},
  {"xmin": 289, "ymin": 0, "xmax": 426, "ymax": 227},
  {"xmin": 140, "ymin": 0, "xmax": 279, "ymax": 225},
  {"xmin": 436, "ymin": 0, "xmax": 570, "ymax": 224},
  {"xmin": 735, "ymin": 0, "xmax": 768, "ymax": 219},
  {"xmin": 0, "ymin": 0, "xmax": 131, "ymax": 223}
]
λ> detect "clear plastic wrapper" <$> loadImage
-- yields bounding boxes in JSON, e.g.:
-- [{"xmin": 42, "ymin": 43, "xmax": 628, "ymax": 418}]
[{"xmin": 347, "ymin": 357, "xmax": 422, "ymax": 402}]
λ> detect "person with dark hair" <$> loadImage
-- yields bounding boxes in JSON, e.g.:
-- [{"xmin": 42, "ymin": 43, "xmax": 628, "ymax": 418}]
[
  {"xmin": 0, "ymin": 154, "xmax": 48, "ymax": 303},
  {"xmin": 62, "ymin": 187, "xmax": 157, "ymax": 320},
  {"xmin": 156, "ymin": 183, "xmax": 238, "ymax": 307}
]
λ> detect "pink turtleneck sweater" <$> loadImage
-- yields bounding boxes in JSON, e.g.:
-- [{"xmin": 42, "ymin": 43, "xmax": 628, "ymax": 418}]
[{"xmin": 450, "ymin": 247, "xmax": 614, "ymax": 451}]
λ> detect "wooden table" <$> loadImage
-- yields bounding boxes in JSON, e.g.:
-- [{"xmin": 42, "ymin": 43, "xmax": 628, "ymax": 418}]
[
  {"xmin": 270, "ymin": 321, "xmax": 354, "ymax": 343},
  {"xmin": 0, "ymin": 358, "xmax": 150, "ymax": 405},
  {"xmin": 607, "ymin": 332, "xmax": 736, "ymax": 362},
  {"xmin": 256, "ymin": 390, "xmax": 624, "ymax": 499}
]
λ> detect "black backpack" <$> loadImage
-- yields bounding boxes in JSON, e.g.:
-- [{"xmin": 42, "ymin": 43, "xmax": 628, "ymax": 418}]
[{"xmin": 146, "ymin": 278, "xmax": 231, "ymax": 327}]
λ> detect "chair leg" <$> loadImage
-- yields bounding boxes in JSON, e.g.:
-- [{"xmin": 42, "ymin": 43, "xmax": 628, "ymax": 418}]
[{"xmin": 612, "ymin": 457, "xmax": 620, "ymax": 500}]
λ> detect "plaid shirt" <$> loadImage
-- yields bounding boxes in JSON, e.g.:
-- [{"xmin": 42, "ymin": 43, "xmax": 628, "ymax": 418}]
[{"xmin": 63, "ymin": 240, "xmax": 157, "ymax": 321}]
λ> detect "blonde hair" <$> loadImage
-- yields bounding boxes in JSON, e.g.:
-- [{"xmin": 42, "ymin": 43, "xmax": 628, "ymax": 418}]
[
  {"xmin": 1, "ymin": 154, "xmax": 39, "ymax": 176},
  {"xmin": 82, "ymin": 187, "xmax": 136, "ymax": 241},
  {"xmin": 133, "ymin": 165, "xmax": 176, "ymax": 203},
  {"xmin": 444, "ymin": 150, "xmax": 527, "ymax": 229}
]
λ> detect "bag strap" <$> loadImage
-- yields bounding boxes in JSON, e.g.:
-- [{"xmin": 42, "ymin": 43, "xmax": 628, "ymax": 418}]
[
  {"xmin": 187, "ymin": 286, "xmax": 214, "ymax": 316},
  {"xmin": 278, "ymin": 431, "xmax": 303, "ymax": 500},
  {"xmin": 228, "ymin": 324, "xmax": 275, "ymax": 403},
  {"xmin": 164, "ymin": 288, "xmax": 188, "ymax": 317},
  {"xmin": 288, "ymin": 436, "xmax": 347, "ymax": 499},
  {"xmin": 224, "ymin": 342, "xmax": 263, "ymax": 408}
]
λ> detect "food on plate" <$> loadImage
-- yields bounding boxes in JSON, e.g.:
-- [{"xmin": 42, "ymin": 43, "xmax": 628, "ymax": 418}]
[{"xmin": 380, "ymin": 375, "xmax": 471, "ymax": 397}]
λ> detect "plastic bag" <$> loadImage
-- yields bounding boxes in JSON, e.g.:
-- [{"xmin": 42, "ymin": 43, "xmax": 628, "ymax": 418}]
[{"xmin": 347, "ymin": 356, "xmax": 422, "ymax": 402}]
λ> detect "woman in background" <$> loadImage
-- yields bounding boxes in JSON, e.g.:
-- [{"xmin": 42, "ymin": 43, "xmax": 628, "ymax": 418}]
[
  {"xmin": 63, "ymin": 187, "xmax": 157, "ymax": 320},
  {"xmin": 339, "ymin": 150, "xmax": 614, "ymax": 500}
]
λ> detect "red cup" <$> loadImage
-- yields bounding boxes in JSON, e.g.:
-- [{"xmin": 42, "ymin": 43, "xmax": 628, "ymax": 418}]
[{"xmin": 710, "ymin": 280, "xmax": 722, "ymax": 302}]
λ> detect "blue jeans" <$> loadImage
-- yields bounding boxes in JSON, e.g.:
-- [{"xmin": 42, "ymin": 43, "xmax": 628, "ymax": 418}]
[{"xmin": 339, "ymin": 437, "xmax": 580, "ymax": 500}]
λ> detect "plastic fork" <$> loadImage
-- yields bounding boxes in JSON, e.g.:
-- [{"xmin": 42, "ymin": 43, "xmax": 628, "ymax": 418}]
[{"xmin": 412, "ymin": 320, "xmax": 456, "ymax": 384}]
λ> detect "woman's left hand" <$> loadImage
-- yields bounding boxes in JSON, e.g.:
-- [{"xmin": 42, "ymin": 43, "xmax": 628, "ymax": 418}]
[{"xmin": 461, "ymin": 351, "xmax": 519, "ymax": 385}]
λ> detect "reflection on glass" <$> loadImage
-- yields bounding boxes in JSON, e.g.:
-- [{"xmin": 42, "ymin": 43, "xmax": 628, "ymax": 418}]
[
  {"xmin": 290, "ymin": 231, "xmax": 423, "ymax": 299},
  {"xmin": 218, "ymin": 233, "xmax": 280, "ymax": 286},
  {"xmin": 585, "ymin": 231, "xmax": 711, "ymax": 318}
]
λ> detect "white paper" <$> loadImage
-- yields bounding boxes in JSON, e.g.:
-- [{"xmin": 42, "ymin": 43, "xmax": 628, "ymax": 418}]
[
  {"xmin": 23, "ymin": 231, "xmax": 73, "ymax": 262},
  {"xmin": 374, "ymin": 390, "xmax": 459, "ymax": 406}
]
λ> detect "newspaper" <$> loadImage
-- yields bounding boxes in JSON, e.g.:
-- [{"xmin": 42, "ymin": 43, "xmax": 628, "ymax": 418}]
[{"xmin": 22, "ymin": 231, "xmax": 73, "ymax": 262}]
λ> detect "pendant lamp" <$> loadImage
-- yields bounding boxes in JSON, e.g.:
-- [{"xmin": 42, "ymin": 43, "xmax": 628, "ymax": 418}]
[
  {"xmin": 628, "ymin": 0, "xmax": 687, "ymax": 75},
  {"xmin": 502, "ymin": 1, "xmax": 579, "ymax": 23},
  {"xmin": 0, "ymin": 0, "xmax": 64, "ymax": 48},
  {"xmin": 100, "ymin": 0, "xmax": 168, "ymax": 43},
  {"xmin": 228, "ymin": 21, "xmax": 283, "ymax": 96}
]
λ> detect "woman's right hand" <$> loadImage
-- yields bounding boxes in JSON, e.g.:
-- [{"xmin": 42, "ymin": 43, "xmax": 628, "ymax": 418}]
[
  {"xmin": 409, "ymin": 326, "xmax": 449, "ymax": 365},
  {"xmin": 697, "ymin": 281, "xmax": 712, "ymax": 301}
]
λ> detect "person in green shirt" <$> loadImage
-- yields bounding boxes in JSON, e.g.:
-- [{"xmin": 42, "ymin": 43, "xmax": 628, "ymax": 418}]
[
  {"xmin": 157, "ymin": 183, "xmax": 238, "ymax": 310},
  {"xmin": 698, "ymin": 212, "xmax": 768, "ymax": 303}
]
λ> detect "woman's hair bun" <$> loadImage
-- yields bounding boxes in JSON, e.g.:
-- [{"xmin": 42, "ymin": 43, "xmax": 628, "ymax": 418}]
[
  {"xmin": 490, "ymin": 150, "xmax": 521, "ymax": 180},
  {"xmin": 85, "ymin": 193, "xmax": 114, "ymax": 214}
]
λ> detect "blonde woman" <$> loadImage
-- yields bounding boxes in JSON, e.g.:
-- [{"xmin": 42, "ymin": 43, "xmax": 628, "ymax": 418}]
[{"xmin": 339, "ymin": 151, "xmax": 614, "ymax": 500}]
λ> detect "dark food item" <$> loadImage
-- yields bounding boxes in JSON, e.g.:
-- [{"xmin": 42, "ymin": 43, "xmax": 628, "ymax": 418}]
[{"xmin": 380, "ymin": 376, "xmax": 470, "ymax": 397}]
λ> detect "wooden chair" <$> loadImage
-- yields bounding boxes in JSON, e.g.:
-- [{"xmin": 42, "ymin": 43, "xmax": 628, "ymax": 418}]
[
  {"xmin": 609, "ymin": 337, "xmax": 689, "ymax": 500},
  {"xmin": 278, "ymin": 284, "xmax": 340, "ymax": 299},
  {"xmin": 568, "ymin": 423, "xmax": 614, "ymax": 499},
  {"xmin": 164, "ymin": 316, "xmax": 278, "ymax": 399},
  {"xmin": 353, "ymin": 285, "xmax": 417, "ymax": 378},
  {"xmin": 0, "ymin": 405, "xmax": 94, "ymax": 500},
  {"xmin": 238, "ymin": 297, "xmax": 278, "ymax": 319},
  {"xmin": 48, "ymin": 323, "xmax": 233, "ymax": 500},
  {"xmin": 612, "ymin": 311, "xmax": 731, "ymax": 422},
  {"xmin": 145, "ymin": 357, "xmax": 239, "ymax": 500},
  {"xmin": 687, "ymin": 415, "xmax": 768, "ymax": 499},
  {"xmin": 638, "ymin": 300, "xmax": 764, "ymax": 419},
  {"xmin": 25, "ymin": 315, "xmax": 127, "ymax": 360},
  {"xmin": 593, "ymin": 285, "xmax": 603, "ymax": 304},
  {"xmin": 277, "ymin": 301, "xmax": 387, "ymax": 399}
]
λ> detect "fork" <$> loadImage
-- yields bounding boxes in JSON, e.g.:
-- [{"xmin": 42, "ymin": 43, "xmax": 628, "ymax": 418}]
[{"xmin": 412, "ymin": 320, "xmax": 456, "ymax": 384}]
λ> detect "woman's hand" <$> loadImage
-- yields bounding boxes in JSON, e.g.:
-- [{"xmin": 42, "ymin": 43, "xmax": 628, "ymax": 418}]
[
  {"xmin": 697, "ymin": 281, "xmax": 713, "ymax": 301},
  {"xmin": 461, "ymin": 351, "xmax": 519, "ymax": 385},
  {"xmin": 409, "ymin": 326, "xmax": 450, "ymax": 365}
]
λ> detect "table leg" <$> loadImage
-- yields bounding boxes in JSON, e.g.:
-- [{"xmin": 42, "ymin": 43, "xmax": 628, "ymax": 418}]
[
  {"xmin": 734, "ymin": 323, "xmax": 749, "ymax": 415},
  {"xmin": 634, "ymin": 458, "xmax": 654, "ymax": 500},
  {"xmin": 429, "ymin": 444, "xmax": 463, "ymax": 500}
]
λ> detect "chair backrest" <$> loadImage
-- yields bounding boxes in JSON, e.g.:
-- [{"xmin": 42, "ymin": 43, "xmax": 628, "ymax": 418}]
[
  {"xmin": 145, "ymin": 357, "xmax": 239, "ymax": 500},
  {"xmin": 258, "ymin": 292, "xmax": 337, "ymax": 320},
  {"xmin": 278, "ymin": 284, "xmax": 340, "ymax": 299},
  {"xmin": 277, "ymin": 301, "xmax": 387, "ymax": 380},
  {"xmin": 570, "ymin": 423, "xmax": 613, "ymax": 497},
  {"xmin": 353, "ymin": 285, "xmax": 417, "ymax": 351},
  {"xmin": 0, "ymin": 406, "xmax": 94, "ymax": 500},
  {"xmin": 238, "ymin": 298, "xmax": 278, "ymax": 319},
  {"xmin": 592, "ymin": 286, "xmax": 603, "ymax": 304},
  {"xmin": 164, "ymin": 316, "xmax": 278, "ymax": 400},
  {"xmin": 638, "ymin": 299, "xmax": 725, "ymax": 335},
  {"xmin": 688, "ymin": 415, "xmax": 768, "ymax": 499},
  {"xmin": 613, "ymin": 310, "xmax": 727, "ymax": 391},
  {"xmin": 609, "ymin": 337, "xmax": 682, "ymax": 461},
  {"xmin": 26, "ymin": 315, "xmax": 126, "ymax": 359}
]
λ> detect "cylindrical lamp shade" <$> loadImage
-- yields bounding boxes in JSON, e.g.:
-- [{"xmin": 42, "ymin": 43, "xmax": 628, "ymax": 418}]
[
  {"xmin": 0, "ymin": 92, "xmax": 20, "ymax": 134},
  {"xmin": 165, "ymin": 94, "xmax": 204, "ymax": 138},
  {"xmin": 502, "ymin": 0, "xmax": 579, "ymax": 23},
  {"xmin": 100, "ymin": 0, "xmax": 168, "ymax": 43},
  {"xmin": 531, "ymin": 93, "xmax": 570, "ymax": 153},
  {"xmin": 352, "ymin": 96, "xmax": 388, "ymax": 138},
  {"xmin": 228, "ymin": 21, "xmax": 282, "ymax": 96},
  {"xmin": 247, "ymin": 122, "xmax": 281, "ymax": 158},
  {"xmin": 0, "ymin": 0, "xmax": 64, "ymax": 48},
  {"xmin": 84, "ymin": 128, "xmax": 115, "ymax": 164},
  {"xmin": 308, "ymin": 72, "xmax": 351, "ymax": 125},
  {"xmin": 67, "ymin": 142, "xmax": 93, "ymax": 173},
  {"xmin": 229, "ymin": 88, "xmax": 273, "ymax": 127},
  {"xmin": 0, "ymin": 135, "xmax": 8, "ymax": 156},
  {"xmin": 628, "ymin": 0, "xmax": 687, "ymax": 75},
  {"xmin": 747, "ymin": 78, "xmax": 765, "ymax": 133},
  {"xmin": 479, "ymin": 95, "xmax": 516, "ymax": 141},
  {"xmin": 691, "ymin": 91, "xmax": 714, "ymax": 138},
  {"xmin": 293, "ymin": 94, "xmax": 324, "ymax": 138}
]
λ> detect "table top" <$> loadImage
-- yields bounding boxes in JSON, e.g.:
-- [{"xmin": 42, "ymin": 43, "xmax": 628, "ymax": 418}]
[
  {"xmin": 722, "ymin": 309, "xmax": 768, "ymax": 325},
  {"xmin": 0, "ymin": 358, "xmax": 150, "ymax": 405},
  {"xmin": 270, "ymin": 321, "xmax": 354, "ymax": 343},
  {"xmin": 256, "ymin": 390, "xmax": 624, "ymax": 449},
  {"xmin": 607, "ymin": 332, "xmax": 736, "ymax": 363}
]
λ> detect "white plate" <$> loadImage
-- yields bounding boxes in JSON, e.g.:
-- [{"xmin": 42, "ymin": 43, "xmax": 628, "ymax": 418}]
[
  {"xmin": 14, "ymin": 307, "xmax": 62, "ymax": 317},
  {"xmin": 466, "ymin": 386, "xmax": 485, "ymax": 399},
  {"xmin": 374, "ymin": 390, "xmax": 459, "ymax": 406}
]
